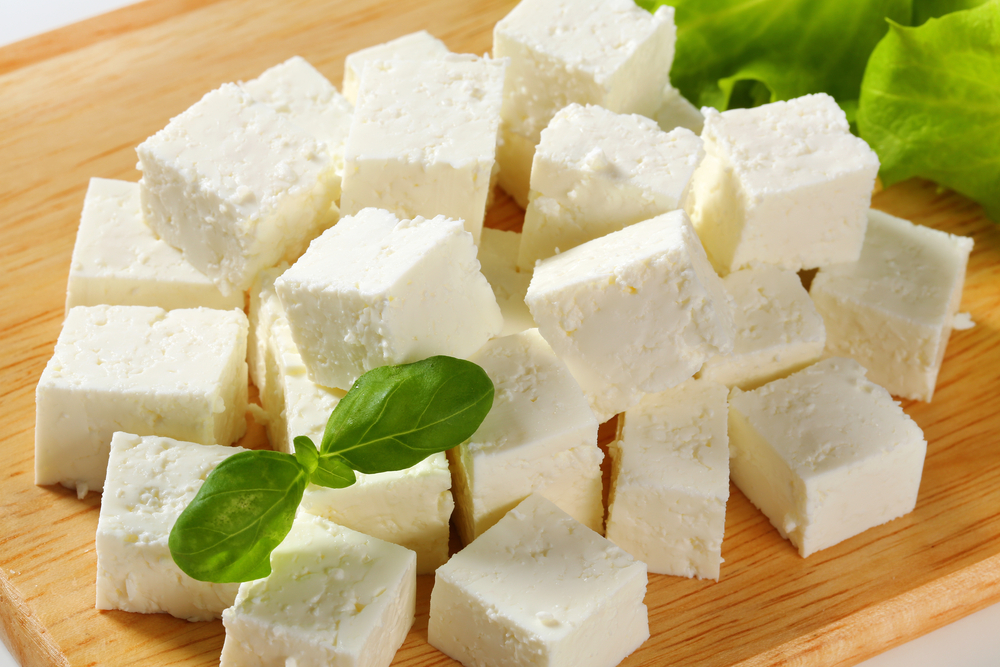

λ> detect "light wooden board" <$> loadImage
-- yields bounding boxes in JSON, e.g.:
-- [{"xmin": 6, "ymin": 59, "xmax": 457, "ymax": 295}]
[{"xmin": 1, "ymin": 1, "xmax": 998, "ymax": 666}]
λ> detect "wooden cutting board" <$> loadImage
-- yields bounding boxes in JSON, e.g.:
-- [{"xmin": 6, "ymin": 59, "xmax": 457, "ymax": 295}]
[{"xmin": 1, "ymin": 1, "xmax": 998, "ymax": 665}]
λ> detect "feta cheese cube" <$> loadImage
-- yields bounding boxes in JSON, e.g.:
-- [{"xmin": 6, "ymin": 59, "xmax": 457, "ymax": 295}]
[
  {"xmin": 342, "ymin": 30, "xmax": 451, "ymax": 105},
  {"xmin": 518, "ymin": 103, "xmax": 704, "ymax": 269},
  {"xmin": 220, "ymin": 514, "xmax": 416, "ymax": 667},
  {"xmin": 275, "ymin": 208, "xmax": 502, "ymax": 390},
  {"xmin": 526, "ymin": 210, "xmax": 735, "ymax": 422},
  {"xmin": 655, "ymin": 84, "xmax": 704, "ymax": 135},
  {"xmin": 493, "ymin": 0, "xmax": 676, "ymax": 206},
  {"xmin": 449, "ymin": 329, "xmax": 603, "ymax": 545},
  {"xmin": 137, "ymin": 83, "xmax": 340, "ymax": 295},
  {"xmin": 250, "ymin": 268, "xmax": 336, "ymax": 454},
  {"xmin": 477, "ymin": 228, "xmax": 535, "ymax": 336},
  {"xmin": 96, "ymin": 433, "xmax": 243, "ymax": 621},
  {"xmin": 728, "ymin": 357, "xmax": 927, "ymax": 558},
  {"xmin": 35, "ymin": 305, "xmax": 248, "ymax": 494},
  {"xmin": 255, "ymin": 268, "xmax": 454, "ymax": 574},
  {"xmin": 299, "ymin": 454, "xmax": 453, "ymax": 576},
  {"xmin": 685, "ymin": 93, "xmax": 880, "ymax": 274},
  {"xmin": 810, "ymin": 209, "xmax": 974, "ymax": 401},
  {"xmin": 429, "ymin": 494, "xmax": 649, "ymax": 667},
  {"xmin": 697, "ymin": 266, "xmax": 825, "ymax": 390},
  {"xmin": 66, "ymin": 178, "xmax": 242, "ymax": 312},
  {"xmin": 241, "ymin": 56, "xmax": 353, "ymax": 199},
  {"xmin": 247, "ymin": 264, "xmax": 289, "ymax": 408},
  {"xmin": 340, "ymin": 56, "xmax": 505, "ymax": 244},
  {"xmin": 606, "ymin": 378, "xmax": 729, "ymax": 580}
]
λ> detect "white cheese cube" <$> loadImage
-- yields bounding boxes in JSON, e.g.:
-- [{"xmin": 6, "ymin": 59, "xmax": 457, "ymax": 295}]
[
  {"xmin": 477, "ymin": 228, "xmax": 535, "ymax": 336},
  {"xmin": 493, "ymin": 0, "xmax": 676, "ymax": 206},
  {"xmin": 449, "ymin": 329, "xmax": 603, "ymax": 545},
  {"xmin": 35, "ymin": 305, "xmax": 248, "ymax": 494},
  {"xmin": 298, "ymin": 456, "xmax": 453, "ymax": 576},
  {"xmin": 342, "ymin": 30, "xmax": 450, "ymax": 105},
  {"xmin": 66, "ymin": 178, "xmax": 242, "ymax": 312},
  {"xmin": 429, "ymin": 494, "xmax": 649, "ymax": 667},
  {"xmin": 606, "ymin": 378, "xmax": 729, "ymax": 580},
  {"xmin": 247, "ymin": 264, "xmax": 288, "ymax": 406},
  {"xmin": 698, "ymin": 266, "xmax": 825, "ymax": 390},
  {"xmin": 256, "ymin": 268, "xmax": 453, "ymax": 574},
  {"xmin": 729, "ymin": 357, "xmax": 927, "ymax": 558},
  {"xmin": 655, "ymin": 84, "xmax": 704, "ymax": 135},
  {"xmin": 241, "ymin": 56, "xmax": 353, "ymax": 199},
  {"xmin": 518, "ymin": 103, "xmax": 704, "ymax": 269},
  {"xmin": 249, "ymin": 268, "xmax": 327, "ymax": 453},
  {"xmin": 526, "ymin": 210, "xmax": 735, "ymax": 422},
  {"xmin": 137, "ymin": 83, "xmax": 340, "ymax": 295},
  {"xmin": 275, "ymin": 208, "xmax": 502, "ymax": 390},
  {"xmin": 96, "ymin": 433, "xmax": 243, "ymax": 621},
  {"xmin": 685, "ymin": 93, "xmax": 880, "ymax": 274},
  {"xmin": 340, "ymin": 56, "xmax": 505, "ymax": 244},
  {"xmin": 220, "ymin": 514, "xmax": 416, "ymax": 667},
  {"xmin": 810, "ymin": 209, "xmax": 974, "ymax": 401}
]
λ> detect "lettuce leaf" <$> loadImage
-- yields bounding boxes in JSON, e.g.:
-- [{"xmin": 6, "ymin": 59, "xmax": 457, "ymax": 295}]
[
  {"xmin": 912, "ymin": 0, "xmax": 989, "ymax": 24},
  {"xmin": 858, "ymin": 0, "xmax": 1000, "ymax": 221},
  {"xmin": 639, "ymin": 0, "xmax": 911, "ymax": 117}
]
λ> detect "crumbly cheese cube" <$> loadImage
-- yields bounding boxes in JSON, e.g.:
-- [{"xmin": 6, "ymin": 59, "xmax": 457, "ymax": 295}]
[
  {"xmin": 449, "ymin": 329, "xmax": 603, "ymax": 545},
  {"xmin": 518, "ymin": 103, "xmax": 703, "ymax": 269},
  {"xmin": 255, "ymin": 268, "xmax": 453, "ymax": 573},
  {"xmin": 66, "ymin": 178, "xmax": 242, "ymax": 312},
  {"xmin": 340, "ymin": 56, "xmax": 505, "ymax": 244},
  {"xmin": 429, "ymin": 494, "xmax": 649, "ymax": 667},
  {"xmin": 249, "ymin": 267, "xmax": 318, "ymax": 452},
  {"xmin": 728, "ymin": 357, "xmax": 927, "ymax": 558},
  {"xmin": 247, "ymin": 264, "xmax": 288, "ymax": 406},
  {"xmin": 299, "ymin": 455, "xmax": 453, "ymax": 576},
  {"xmin": 606, "ymin": 379, "xmax": 729, "ymax": 580},
  {"xmin": 241, "ymin": 56, "xmax": 353, "ymax": 197},
  {"xmin": 35, "ymin": 305, "xmax": 248, "ymax": 495},
  {"xmin": 96, "ymin": 433, "xmax": 243, "ymax": 621},
  {"xmin": 656, "ymin": 84, "xmax": 704, "ymax": 135},
  {"xmin": 810, "ymin": 209, "xmax": 974, "ymax": 402},
  {"xmin": 685, "ymin": 94, "xmax": 880, "ymax": 274},
  {"xmin": 698, "ymin": 266, "xmax": 825, "ymax": 390},
  {"xmin": 342, "ymin": 30, "xmax": 450, "ymax": 105},
  {"xmin": 137, "ymin": 83, "xmax": 340, "ymax": 295},
  {"xmin": 478, "ymin": 228, "xmax": 535, "ymax": 336},
  {"xmin": 220, "ymin": 514, "xmax": 416, "ymax": 667},
  {"xmin": 493, "ymin": 0, "xmax": 676, "ymax": 206},
  {"xmin": 276, "ymin": 208, "xmax": 502, "ymax": 390},
  {"xmin": 526, "ymin": 210, "xmax": 734, "ymax": 422}
]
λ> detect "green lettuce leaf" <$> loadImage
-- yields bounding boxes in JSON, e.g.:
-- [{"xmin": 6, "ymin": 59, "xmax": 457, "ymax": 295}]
[
  {"xmin": 858, "ymin": 0, "xmax": 1000, "ymax": 221},
  {"xmin": 639, "ymin": 0, "xmax": 911, "ymax": 116},
  {"xmin": 912, "ymin": 0, "xmax": 989, "ymax": 24}
]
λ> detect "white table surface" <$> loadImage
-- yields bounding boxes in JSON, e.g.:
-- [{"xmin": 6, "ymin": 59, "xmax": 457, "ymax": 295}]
[{"xmin": 2, "ymin": 3, "xmax": 998, "ymax": 667}]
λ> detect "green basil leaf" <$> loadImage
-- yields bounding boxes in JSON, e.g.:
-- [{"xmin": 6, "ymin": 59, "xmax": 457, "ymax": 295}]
[
  {"xmin": 320, "ymin": 356, "xmax": 494, "ymax": 474},
  {"xmin": 312, "ymin": 454, "xmax": 357, "ymax": 489},
  {"xmin": 293, "ymin": 435, "xmax": 319, "ymax": 475},
  {"xmin": 640, "ymin": 0, "xmax": 911, "ymax": 114},
  {"xmin": 168, "ymin": 450, "xmax": 307, "ymax": 583},
  {"xmin": 858, "ymin": 0, "xmax": 1000, "ymax": 222}
]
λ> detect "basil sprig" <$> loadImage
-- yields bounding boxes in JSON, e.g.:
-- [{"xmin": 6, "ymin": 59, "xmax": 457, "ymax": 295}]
[{"xmin": 169, "ymin": 356, "xmax": 494, "ymax": 584}]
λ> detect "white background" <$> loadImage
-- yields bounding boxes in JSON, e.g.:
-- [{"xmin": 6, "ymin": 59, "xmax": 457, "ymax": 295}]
[{"xmin": 2, "ymin": 3, "xmax": 998, "ymax": 667}]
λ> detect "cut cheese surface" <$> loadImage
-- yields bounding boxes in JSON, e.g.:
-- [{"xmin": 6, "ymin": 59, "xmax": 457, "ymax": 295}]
[{"xmin": 811, "ymin": 209, "xmax": 973, "ymax": 401}]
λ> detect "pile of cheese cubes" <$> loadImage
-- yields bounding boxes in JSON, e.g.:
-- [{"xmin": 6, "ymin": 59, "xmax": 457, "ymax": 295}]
[{"xmin": 34, "ymin": 0, "xmax": 976, "ymax": 665}]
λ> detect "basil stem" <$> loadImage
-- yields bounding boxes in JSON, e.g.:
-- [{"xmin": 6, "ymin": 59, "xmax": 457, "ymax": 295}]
[{"xmin": 169, "ymin": 356, "xmax": 494, "ymax": 583}]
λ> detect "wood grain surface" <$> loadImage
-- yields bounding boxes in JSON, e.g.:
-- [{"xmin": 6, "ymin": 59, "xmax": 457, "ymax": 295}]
[{"xmin": 1, "ymin": 1, "xmax": 998, "ymax": 666}]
